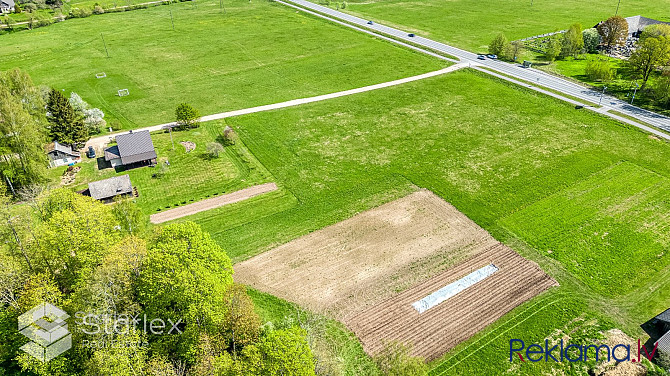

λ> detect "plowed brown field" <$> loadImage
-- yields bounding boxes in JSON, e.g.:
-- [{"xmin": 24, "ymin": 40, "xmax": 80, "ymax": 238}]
[
  {"xmin": 234, "ymin": 189, "xmax": 556, "ymax": 360},
  {"xmin": 234, "ymin": 189, "xmax": 498, "ymax": 320},
  {"xmin": 347, "ymin": 244, "xmax": 557, "ymax": 360}
]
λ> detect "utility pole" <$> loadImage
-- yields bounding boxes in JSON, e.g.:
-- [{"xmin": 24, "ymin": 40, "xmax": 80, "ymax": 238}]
[
  {"xmin": 599, "ymin": 86, "xmax": 607, "ymax": 106},
  {"xmin": 630, "ymin": 82, "xmax": 639, "ymax": 105},
  {"xmin": 170, "ymin": 10, "xmax": 174, "ymax": 30},
  {"xmin": 615, "ymin": 0, "xmax": 621, "ymax": 15},
  {"xmin": 101, "ymin": 33, "xmax": 109, "ymax": 58}
]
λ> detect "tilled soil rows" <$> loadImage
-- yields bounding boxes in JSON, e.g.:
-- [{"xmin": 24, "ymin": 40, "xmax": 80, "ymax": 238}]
[
  {"xmin": 346, "ymin": 244, "xmax": 558, "ymax": 360},
  {"xmin": 234, "ymin": 189, "xmax": 556, "ymax": 360},
  {"xmin": 234, "ymin": 189, "xmax": 498, "ymax": 320}
]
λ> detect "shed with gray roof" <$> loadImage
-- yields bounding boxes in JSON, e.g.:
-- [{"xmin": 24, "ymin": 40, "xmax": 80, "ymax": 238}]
[{"xmin": 87, "ymin": 174, "xmax": 134, "ymax": 203}]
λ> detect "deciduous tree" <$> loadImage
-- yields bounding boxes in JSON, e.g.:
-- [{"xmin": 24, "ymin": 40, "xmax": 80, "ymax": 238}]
[
  {"xmin": 562, "ymin": 23, "xmax": 584, "ymax": 57},
  {"xmin": 628, "ymin": 35, "xmax": 670, "ymax": 88},
  {"xmin": 597, "ymin": 16, "xmax": 628, "ymax": 48},
  {"xmin": 137, "ymin": 222, "xmax": 234, "ymax": 363},
  {"xmin": 488, "ymin": 33, "xmax": 508, "ymax": 57},
  {"xmin": 175, "ymin": 103, "xmax": 200, "ymax": 130}
]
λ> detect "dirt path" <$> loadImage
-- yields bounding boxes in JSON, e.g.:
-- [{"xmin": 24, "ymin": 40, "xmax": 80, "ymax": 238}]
[
  {"xmin": 149, "ymin": 182, "xmax": 278, "ymax": 224},
  {"xmin": 84, "ymin": 64, "xmax": 466, "ymax": 151}
]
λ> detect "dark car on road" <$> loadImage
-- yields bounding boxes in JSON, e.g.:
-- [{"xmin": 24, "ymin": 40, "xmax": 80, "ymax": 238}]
[
  {"xmin": 86, "ymin": 146, "xmax": 96, "ymax": 159},
  {"xmin": 367, "ymin": 20, "xmax": 374, "ymax": 25},
  {"xmin": 408, "ymin": 33, "xmax": 415, "ymax": 37}
]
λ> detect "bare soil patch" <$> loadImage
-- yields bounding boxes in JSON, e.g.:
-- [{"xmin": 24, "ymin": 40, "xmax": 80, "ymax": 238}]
[
  {"xmin": 180, "ymin": 141, "xmax": 196, "ymax": 153},
  {"xmin": 234, "ymin": 190, "xmax": 499, "ymax": 320},
  {"xmin": 234, "ymin": 189, "xmax": 557, "ymax": 361},
  {"xmin": 347, "ymin": 244, "xmax": 557, "ymax": 360}
]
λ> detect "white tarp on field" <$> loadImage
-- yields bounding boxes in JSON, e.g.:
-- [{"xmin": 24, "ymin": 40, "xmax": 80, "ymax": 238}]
[{"xmin": 411, "ymin": 264, "xmax": 499, "ymax": 314}]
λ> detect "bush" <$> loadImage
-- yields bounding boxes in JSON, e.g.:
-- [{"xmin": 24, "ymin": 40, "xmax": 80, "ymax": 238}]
[
  {"xmin": 93, "ymin": 5, "xmax": 104, "ymax": 14},
  {"xmin": 69, "ymin": 7, "xmax": 92, "ymax": 18},
  {"xmin": 206, "ymin": 142, "xmax": 224, "ymax": 158},
  {"xmin": 373, "ymin": 342, "xmax": 428, "ymax": 376},
  {"xmin": 583, "ymin": 28, "xmax": 601, "ymax": 53},
  {"xmin": 585, "ymin": 57, "xmax": 616, "ymax": 81}
]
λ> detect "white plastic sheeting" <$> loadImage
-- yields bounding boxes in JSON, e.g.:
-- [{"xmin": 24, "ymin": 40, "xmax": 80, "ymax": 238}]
[{"xmin": 411, "ymin": 264, "xmax": 499, "ymax": 314}]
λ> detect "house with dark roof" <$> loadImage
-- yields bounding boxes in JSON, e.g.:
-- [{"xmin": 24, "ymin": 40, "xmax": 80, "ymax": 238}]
[
  {"xmin": 46, "ymin": 141, "xmax": 81, "ymax": 168},
  {"xmin": 85, "ymin": 174, "xmax": 135, "ymax": 203},
  {"xmin": 104, "ymin": 130, "xmax": 157, "ymax": 169},
  {"xmin": 625, "ymin": 16, "xmax": 670, "ymax": 37},
  {"xmin": 0, "ymin": 0, "xmax": 14, "ymax": 13},
  {"xmin": 653, "ymin": 309, "xmax": 670, "ymax": 356}
]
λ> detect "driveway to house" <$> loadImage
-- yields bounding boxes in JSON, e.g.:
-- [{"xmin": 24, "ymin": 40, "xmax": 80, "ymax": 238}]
[
  {"xmin": 85, "ymin": 63, "xmax": 466, "ymax": 151},
  {"xmin": 150, "ymin": 182, "xmax": 278, "ymax": 224},
  {"xmin": 278, "ymin": 0, "xmax": 670, "ymax": 139}
]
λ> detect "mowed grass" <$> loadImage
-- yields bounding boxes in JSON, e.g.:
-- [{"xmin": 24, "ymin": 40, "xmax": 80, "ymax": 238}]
[
  {"xmin": 337, "ymin": 0, "xmax": 670, "ymax": 51},
  {"xmin": 501, "ymin": 162, "xmax": 670, "ymax": 296},
  {"xmin": 185, "ymin": 69, "xmax": 670, "ymax": 372},
  {"xmin": 191, "ymin": 69, "xmax": 670, "ymax": 300},
  {"xmin": 0, "ymin": 0, "xmax": 444, "ymax": 130},
  {"xmin": 69, "ymin": 120, "xmax": 272, "ymax": 214}
]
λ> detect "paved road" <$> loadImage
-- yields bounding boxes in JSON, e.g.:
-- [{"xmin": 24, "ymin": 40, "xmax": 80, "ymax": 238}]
[
  {"xmin": 85, "ymin": 64, "xmax": 466, "ymax": 150},
  {"xmin": 279, "ymin": 0, "xmax": 670, "ymax": 137}
]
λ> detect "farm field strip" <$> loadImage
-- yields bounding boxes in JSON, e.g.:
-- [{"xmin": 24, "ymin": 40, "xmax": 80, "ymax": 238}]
[
  {"xmin": 233, "ymin": 190, "xmax": 499, "ymax": 320},
  {"xmin": 149, "ymin": 182, "xmax": 279, "ymax": 223},
  {"xmin": 346, "ymin": 244, "xmax": 557, "ymax": 360}
]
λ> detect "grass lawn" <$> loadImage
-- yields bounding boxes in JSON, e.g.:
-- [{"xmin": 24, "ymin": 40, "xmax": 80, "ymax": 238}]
[
  {"xmin": 175, "ymin": 69, "xmax": 670, "ymax": 372},
  {"xmin": 0, "ymin": 0, "xmax": 444, "ymax": 130},
  {"xmin": 64, "ymin": 120, "xmax": 271, "ymax": 214},
  {"xmin": 331, "ymin": 0, "xmax": 670, "ymax": 52}
]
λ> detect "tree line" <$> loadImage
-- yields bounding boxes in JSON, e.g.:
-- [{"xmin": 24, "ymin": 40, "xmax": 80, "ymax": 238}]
[{"xmin": 0, "ymin": 68, "xmax": 105, "ymax": 195}]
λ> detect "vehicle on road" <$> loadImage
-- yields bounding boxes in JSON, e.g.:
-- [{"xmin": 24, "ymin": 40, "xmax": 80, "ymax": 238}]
[
  {"xmin": 87, "ymin": 146, "xmax": 96, "ymax": 159},
  {"xmin": 486, "ymin": 54, "xmax": 497, "ymax": 59},
  {"xmin": 477, "ymin": 55, "xmax": 486, "ymax": 60},
  {"xmin": 367, "ymin": 20, "xmax": 374, "ymax": 25},
  {"xmin": 408, "ymin": 33, "xmax": 415, "ymax": 37}
]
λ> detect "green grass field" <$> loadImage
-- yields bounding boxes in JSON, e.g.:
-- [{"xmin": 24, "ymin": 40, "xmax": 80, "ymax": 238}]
[
  {"xmin": 170, "ymin": 69, "xmax": 670, "ymax": 372},
  {"xmin": 0, "ymin": 0, "xmax": 444, "ymax": 130},
  {"xmin": 64, "ymin": 120, "xmax": 271, "ymax": 214},
  {"xmin": 335, "ymin": 0, "xmax": 670, "ymax": 51}
]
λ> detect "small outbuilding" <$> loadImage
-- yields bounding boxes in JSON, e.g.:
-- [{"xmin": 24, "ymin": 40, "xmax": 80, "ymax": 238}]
[
  {"xmin": 46, "ymin": 141, "xmax": 81, "ymax": 168},
  {"xmin": 0, "ymin": 0, "xmax": 15, "ymax": 13},
  {"xmin": 86, "ymin": 174, "xmax": 135, "ymax": 203},
  {"xmin": 104, "ymin": 130, "xmax": 157, "ymax": 169},
  {"xmin": 654, "ymin": 309, "xmax": 670, "ymax": 356}
]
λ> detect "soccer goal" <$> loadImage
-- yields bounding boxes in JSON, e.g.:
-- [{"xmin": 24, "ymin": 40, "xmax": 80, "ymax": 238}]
[
  {"xmin": 118, "ymin": 89, "xmax": 130, "ymax": 97},
  {"xmin": 95, "ymin": 72, "xmax": 106, "ymax": 79}
]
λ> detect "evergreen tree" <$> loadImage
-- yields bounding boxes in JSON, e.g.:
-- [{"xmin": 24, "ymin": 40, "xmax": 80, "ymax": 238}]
[{"xmin": 46, "ymin": 88, "xmax": 88, "ymax": 146}]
